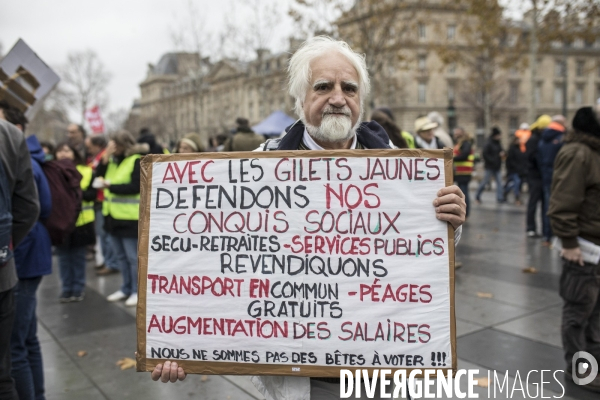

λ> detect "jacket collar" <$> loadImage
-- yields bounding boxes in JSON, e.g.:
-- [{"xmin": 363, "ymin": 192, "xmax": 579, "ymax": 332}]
[{"xmin": 279, "ymin": 120, "xmax": 391, "ymax": 150}]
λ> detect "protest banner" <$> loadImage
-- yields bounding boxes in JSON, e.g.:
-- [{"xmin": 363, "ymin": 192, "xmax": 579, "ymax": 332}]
[
  {"xmin": 0, "ymin": 39, "xmax": 60, "ymax": 120},
  {"xmin": 136, "ymin": 149, "xmax": 456, "ymax": 377},
  {"xmin": 85, "ymin": 105, "xmax": 105, "ymax": 133}
]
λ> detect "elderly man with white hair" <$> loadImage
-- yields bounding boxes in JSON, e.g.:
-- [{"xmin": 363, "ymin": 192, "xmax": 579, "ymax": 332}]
[{"xmin": 150, "ymin": 36, "xmax": 466, "ymax": 399}]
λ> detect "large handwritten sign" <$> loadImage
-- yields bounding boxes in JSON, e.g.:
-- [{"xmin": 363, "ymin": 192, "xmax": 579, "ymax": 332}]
[{"xmin": 137, "ymin": 149, "xmax": 456, "ymax": 377}]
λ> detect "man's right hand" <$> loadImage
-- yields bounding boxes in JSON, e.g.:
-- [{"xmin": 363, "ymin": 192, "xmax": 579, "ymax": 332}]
[
  {"xmin": 151, "ymin": 361, "xmax": 186, "ymax": 383},
  {"xmin": 561, "ymin": 247, "xmax": 584, "ymax": 266}
]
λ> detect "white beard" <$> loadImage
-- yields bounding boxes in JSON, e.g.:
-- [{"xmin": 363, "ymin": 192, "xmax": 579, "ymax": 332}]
[{"xmin": 303, "ymin": 106, "xmax": 360, "ymax": 143}]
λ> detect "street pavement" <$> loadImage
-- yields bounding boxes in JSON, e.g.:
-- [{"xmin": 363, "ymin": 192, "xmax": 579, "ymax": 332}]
[{"xmin": 35, "ymin": 188, "xmax": 597, "ymax": 399}]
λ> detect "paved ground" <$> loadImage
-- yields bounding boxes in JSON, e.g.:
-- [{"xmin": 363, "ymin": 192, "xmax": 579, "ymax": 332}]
[{"xmin": 35, "ymin": 187, "xmax": 597, "ymax": 399}]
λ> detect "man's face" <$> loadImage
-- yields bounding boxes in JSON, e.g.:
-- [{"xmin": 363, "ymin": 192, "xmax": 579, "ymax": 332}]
[
  {"xmin": 419, "ymin": 129, "xmax": 434, "ymax": 143},
  {"xmin": 302, "ymin": 52, "xmax": 361, "ymax": 142},
  {"xmin": 453, "ymin": 128, "xmax": 464, "ymax": 140},
  {"xmin": 67, "ymin": 124, "xmax": 84, "ymax": 145}
]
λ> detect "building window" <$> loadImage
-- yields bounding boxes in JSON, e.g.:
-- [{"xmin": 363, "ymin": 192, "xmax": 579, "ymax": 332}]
[
  {"xmin": 509, "ymin": 116, "xmax": 519, "ymax": 132},
  {"xmin": 388, "ymin": 63, "xmax": 396, "ymax": 76},
  {"xmin": 509, "ymin": 83, "xmax": 519, "ymax": 104},
  {"xmin": 554, "ymin": 60, "xmax": 564, "ymax": 77},
  {"xmin": 418, "ymin": 82, "xmax": 427, "ymax": 103},
  {"xmin": 418, "ymin": 55, "xmax": 427, "ymax": 71},
  {"xmin": 447, "ymin": 25, "xmax": 456, "ymax": 40},
  {"xmin": 554, "ymin": 84, "xmax": 563, "ymax": 105},
  {"xmin": 418, "ymin": 23, "xmax": 426, "ymax": 40},
  {"xmin": 575, "ymin": 85, "xmax": 584, "ymax": 104},
  {"xmin": 576, "ymin": 60, "xmax": 585, "ymax": 77},
  {"xmin": 388, "ymin": 26, "xmax": 396, "ymax": 43},
  {"xmin": 448, "ymin": 62, "xmax": 456, "ymax": 74},
  {"xmin": 534, "ymin": 82, "xmax": 542, "ymax": 105}
]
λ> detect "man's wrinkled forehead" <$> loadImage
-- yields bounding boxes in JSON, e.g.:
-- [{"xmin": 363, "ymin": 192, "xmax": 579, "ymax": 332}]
[{"xmin": 308, "ymin": 53, "xmax": 360, "ymax": 87}]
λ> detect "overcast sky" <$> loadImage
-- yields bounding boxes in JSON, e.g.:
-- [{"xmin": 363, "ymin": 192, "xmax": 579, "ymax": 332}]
[{"xmin": 1, "ymin": 0, "xmax": 292, "ymax": 120}]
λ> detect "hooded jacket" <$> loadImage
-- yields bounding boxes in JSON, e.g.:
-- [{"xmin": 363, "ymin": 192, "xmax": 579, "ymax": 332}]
[
  {"xmin": 537, "ymin": 122, "xmax": 565, "ymax": 186},
  {"xmin": 273, "ymin": 120, "xmax": 391, "ymax": 150},
  {"xmin": 138, "ymin": 134, "xmax": 165, "ymax": 155},
  {"xmin": 482, "ymin": 137, "xmax": 503, "ymax": 171},
  {"xmin": 505, "ymin": 143, "xmax": 527, "ymax": 176},
  {"xmin": 13, "ymin": 135, "xmax": 53, "ymax": 279},
  {"xmin": 548, "ymin": 107, "xmax": 600, "ymax": 249}
]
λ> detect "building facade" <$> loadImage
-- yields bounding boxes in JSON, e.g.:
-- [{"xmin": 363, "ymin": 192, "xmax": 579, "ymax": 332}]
[
  {"xmin": 134, "ymin": 8, "xmax": 600, "ymax": 149},
  {"xmin": 136, "ymin": 49, "xmax": 295, "ymax": 148}
]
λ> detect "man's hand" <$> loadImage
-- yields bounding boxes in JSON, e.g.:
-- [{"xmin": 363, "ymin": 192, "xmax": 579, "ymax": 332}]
[
  {"xmin": 433, "ymin": 185, "xmax": 466, "ymax": 229},
  {"xmin": 151, "ymin": 361, "xmax": 186, "ymax": 383},
  {"xmin": 561, "ymin": 247, "xmax": 584, "ymax": 266}
]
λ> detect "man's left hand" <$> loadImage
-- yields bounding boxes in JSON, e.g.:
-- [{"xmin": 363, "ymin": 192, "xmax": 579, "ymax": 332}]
[{"xmin": 433, "ymin": 185, "xmax": 466, "ymax": 229}]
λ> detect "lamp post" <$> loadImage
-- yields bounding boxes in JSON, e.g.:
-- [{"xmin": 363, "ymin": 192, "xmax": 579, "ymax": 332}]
[{"xmin": 447, "ymin": 99, "xmax": 457, "ymax": 134}]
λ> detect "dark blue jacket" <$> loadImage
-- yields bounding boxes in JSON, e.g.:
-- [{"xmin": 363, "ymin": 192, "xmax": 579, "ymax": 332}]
[
  {"xmin": 538, "ymin": 123, "xmax": 565, "ymax": 186},
  {"xmin": 14, "ymin": 135, "xmax": 53, "ymax": 278}
]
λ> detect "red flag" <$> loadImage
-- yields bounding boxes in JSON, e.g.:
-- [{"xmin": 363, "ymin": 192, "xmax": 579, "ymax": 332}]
[{"xmin": 85, "ymin": 105, "xmax": 105, "ymax": 134}]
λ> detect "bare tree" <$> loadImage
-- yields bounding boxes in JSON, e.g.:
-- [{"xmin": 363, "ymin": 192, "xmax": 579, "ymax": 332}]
[
  {"xmin": 521, "ymin": 0, "xmax": 600, "ymax": 120},
  {"xmin": 104, "ymin": 108, "xmax": 129, "ymax": 134},
  {"xmin": 60, "ymin": 50, "xmax": 111, "ymax": 124},
  {"xmin": 290, "ymin": 0, "xmax": 423, "ymax": 116},
  {"xmin": 434, "ymin": 0, "xmax": 524, "ymax": 135},
  {"xmin": 221, "ymin": 0, "xmax": 283, "ymax": 61},
  {"xmin": 288, "ymin": 0, "xmax": 351, "ymax": 38},
  {"xmin": 168, "ymin": 0, "xmax": 216, "ymax": 142}
]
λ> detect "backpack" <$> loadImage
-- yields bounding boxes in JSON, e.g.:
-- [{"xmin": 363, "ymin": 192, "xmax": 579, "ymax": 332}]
[
  {"xmin": 41, "ymin": 159, "xmax": 82, "ymax": 246},
  {"xmin": 0, "ymin": 160, "xmax": 13, "ymax": 265}
]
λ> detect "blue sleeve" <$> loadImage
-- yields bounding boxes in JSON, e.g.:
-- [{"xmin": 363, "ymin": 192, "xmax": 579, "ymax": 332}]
[{"xmin": 32, "ymin": 160, "xmax": 52, "ymax": 220}]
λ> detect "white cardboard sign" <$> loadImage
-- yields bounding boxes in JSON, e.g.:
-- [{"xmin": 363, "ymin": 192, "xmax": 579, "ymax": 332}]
[{"xmin": 137, "ymin": 149, "xmax": 456, "ymax": 377}]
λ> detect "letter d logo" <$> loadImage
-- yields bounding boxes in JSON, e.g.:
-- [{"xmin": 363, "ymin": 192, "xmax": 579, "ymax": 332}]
[{"xmin": 572, "ymin": 351, "xmax": 598, "ymax": 386}]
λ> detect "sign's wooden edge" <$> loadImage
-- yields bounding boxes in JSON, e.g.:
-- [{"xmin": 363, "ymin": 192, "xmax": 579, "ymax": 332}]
[
  {"xmin": 136, "ymin": 148, "xmax": 449, "ymax": 162},
  {"xmin": 443, "ymin": 148, "xmax": 458, "ymax": 373},
  {"xmin": 136, "ymin": 156, "xmax": 153, "ymax": 372},
  {"xmin": 136, "ymin": 148, "xmax": 457, "ymax": 376}
]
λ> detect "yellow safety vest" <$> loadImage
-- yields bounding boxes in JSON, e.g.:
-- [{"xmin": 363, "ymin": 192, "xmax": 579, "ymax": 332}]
[
  {"xmin": 453, "ymin": 143, "xmax": 475, "ymax": 176},
  {"xmin": 75, "ymin": 165, "xmax": 95, "ymax": 227},
  {"xmin": 102, "ymin": 155, "xmax": 141, "ymax": 221},
  {"xmin": 401, "ymin": 131, "xmax": 416, "ymax": 149}
]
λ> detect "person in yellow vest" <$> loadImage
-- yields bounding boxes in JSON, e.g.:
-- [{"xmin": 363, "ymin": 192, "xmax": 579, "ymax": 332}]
[
  {"xmin": 53, "ymin": 142, "xmax": 97, "ymax": 302},
  {"xmin": 95, "ymin": 130, "xmax": 148, "ymax": 307},
  {"xmin": 453, "ymin": 127, "xmax": 475, "ymax": 218}
]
